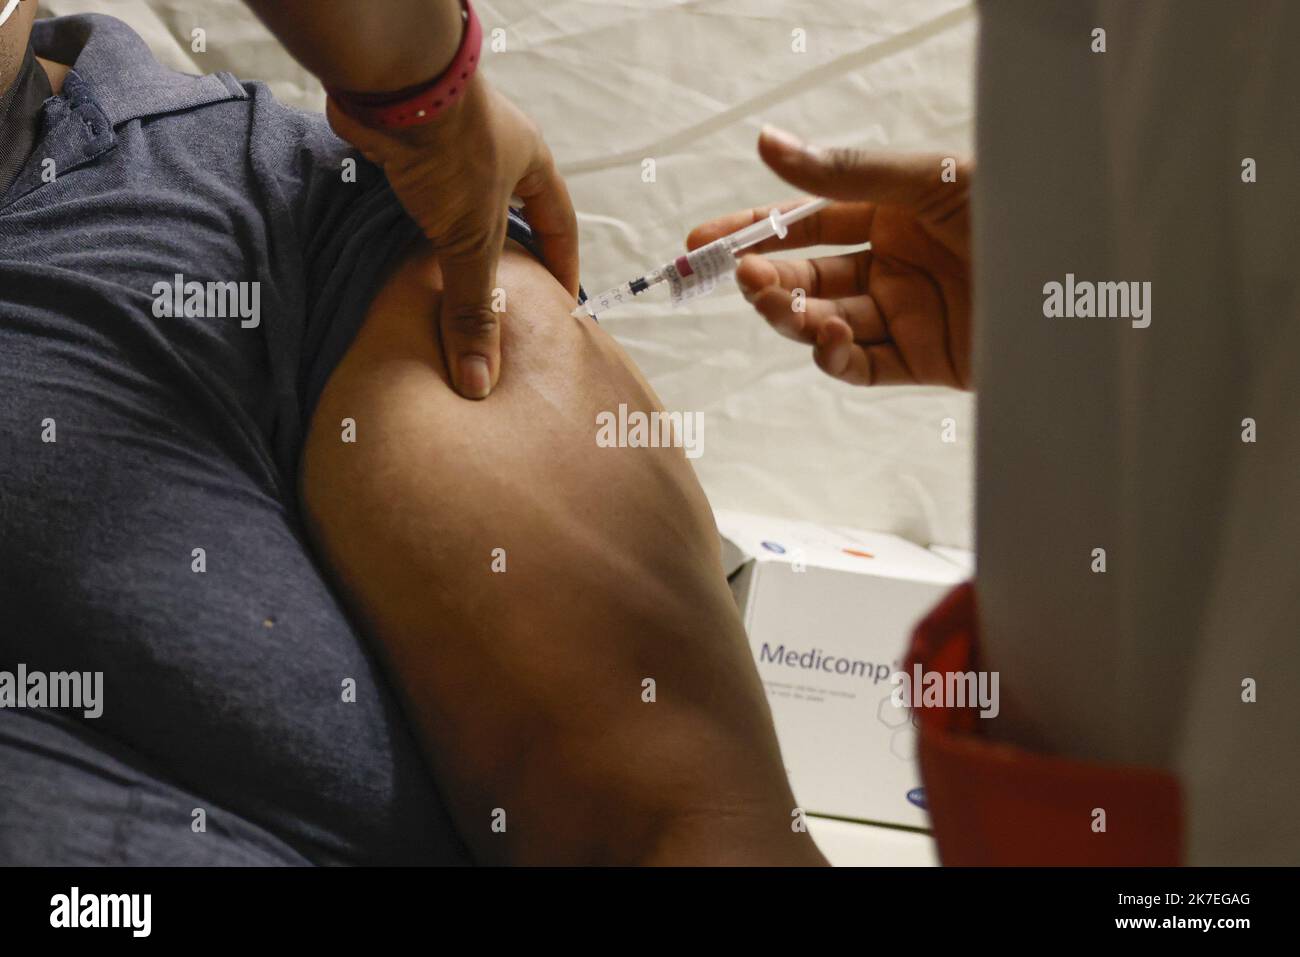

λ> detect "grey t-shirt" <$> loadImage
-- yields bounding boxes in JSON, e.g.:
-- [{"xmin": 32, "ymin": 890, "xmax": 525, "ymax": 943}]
[{"xmin": 0, "ymin": 13, "xmax": 526, "ymax": 864}]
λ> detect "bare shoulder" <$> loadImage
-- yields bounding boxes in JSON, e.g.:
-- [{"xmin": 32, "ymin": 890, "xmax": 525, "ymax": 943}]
[{"xmin": 300, "ymin": 238, "xmax": 717, "ymax": 571}]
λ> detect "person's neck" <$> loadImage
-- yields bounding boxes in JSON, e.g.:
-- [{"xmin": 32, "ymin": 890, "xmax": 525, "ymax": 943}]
[{"xmin": 37, "ymin": 55, "xmax": 67, "ymax": 95}]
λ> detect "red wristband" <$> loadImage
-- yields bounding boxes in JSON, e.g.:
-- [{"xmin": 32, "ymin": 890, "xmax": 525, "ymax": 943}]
[{"xmin": 326, "ymin": 0, "xmax": 483, "ymax": 130}]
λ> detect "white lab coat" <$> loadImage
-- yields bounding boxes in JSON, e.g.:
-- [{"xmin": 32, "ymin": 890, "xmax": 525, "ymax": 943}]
[{"xmin": 973, "ymin": 0, "xmax": 1299, "ymax": 864}]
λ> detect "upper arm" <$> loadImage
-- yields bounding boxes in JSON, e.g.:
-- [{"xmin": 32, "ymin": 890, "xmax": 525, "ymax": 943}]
[{"xmin": 299, "ymin": 241, "xmax": 817, "ymax": 864}]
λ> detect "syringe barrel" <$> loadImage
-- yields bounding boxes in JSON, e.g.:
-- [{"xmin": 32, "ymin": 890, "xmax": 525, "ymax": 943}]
[
  {"xmin": 727, "ymin": 197, "xmax": 832, "ymax": 253},
  {"xmin": 725, "ymin": 213, "xmax": 782, "ymax": 253}
]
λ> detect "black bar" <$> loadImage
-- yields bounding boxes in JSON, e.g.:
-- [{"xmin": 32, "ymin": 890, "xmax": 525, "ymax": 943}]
[{"xmin": 0, "ymin": 866, "xmax": 1282, "ymax": 943}]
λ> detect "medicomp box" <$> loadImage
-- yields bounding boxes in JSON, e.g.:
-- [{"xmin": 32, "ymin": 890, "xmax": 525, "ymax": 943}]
[
  {"xmin": 715, "ymin": 509, "xmax": 967, "ymax": 829},
  {"xmin": 929, "ymin": 544, "xmax": 975, "ymax": 576}
]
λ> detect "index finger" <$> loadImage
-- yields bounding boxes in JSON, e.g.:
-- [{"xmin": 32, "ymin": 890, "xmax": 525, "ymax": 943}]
[{"xmin": 686, "ymin": 199, "xmax": 875, "ymax": 255}]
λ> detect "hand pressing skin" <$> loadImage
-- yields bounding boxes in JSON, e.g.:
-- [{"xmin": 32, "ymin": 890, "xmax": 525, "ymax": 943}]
[
  {"xmin": 329, "ymin": 74, "xmax": 579, "ymax": 400},
  {"xmin": 243, "ymin": 0, "xmax": 580, "ymax": 401},
  {"xmin": 688, "ymin": 127, "xmax": 972, "ymax": 390}
]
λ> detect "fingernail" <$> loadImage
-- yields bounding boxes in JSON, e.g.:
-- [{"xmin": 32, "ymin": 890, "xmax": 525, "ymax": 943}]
[
  {"xmin": 761, "ymin": 124, "xmax": 805, "ymax": 153},
  {"xmin": 459, "ymin": 355, "xmax": 491, "ymax": 399}
]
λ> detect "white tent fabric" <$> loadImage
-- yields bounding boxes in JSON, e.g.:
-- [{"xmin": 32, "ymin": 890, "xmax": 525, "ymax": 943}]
[{"xmin": 39, "ymin": 0, "xmax": 977, "ymax": 550}]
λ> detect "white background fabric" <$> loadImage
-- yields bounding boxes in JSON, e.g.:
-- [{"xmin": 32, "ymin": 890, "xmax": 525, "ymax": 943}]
[{"xmin": 39, "ymin": 0, "xmax": 977, "ymax": 551}]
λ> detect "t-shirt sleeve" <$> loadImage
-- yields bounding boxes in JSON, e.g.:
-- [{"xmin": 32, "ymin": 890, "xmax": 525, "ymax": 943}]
[
  {"xmin": 287, "ymin": 129, "xmax": 423, "ymax": 432},
  {"xmin": 242, "ymin": 83, "xmax": 423, "ymax": 485},
  {"xmin": 241, "ymin": 83, "xmax": 545, "ymax": 487}
]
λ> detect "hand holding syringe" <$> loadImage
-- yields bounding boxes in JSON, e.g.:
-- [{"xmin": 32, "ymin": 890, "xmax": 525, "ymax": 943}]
[{"xmin": 571, "ymin": 197, "xmax": 831, "ymax": 319}]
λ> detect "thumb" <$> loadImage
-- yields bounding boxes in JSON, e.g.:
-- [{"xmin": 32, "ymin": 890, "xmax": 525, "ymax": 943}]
[
  {"xmin": 758, "ymin": 125, "xmax": 952, "ymax": 211},
  {"xmin": 439, "ymin": 230, "xmax": 505, "ymax": 400}
]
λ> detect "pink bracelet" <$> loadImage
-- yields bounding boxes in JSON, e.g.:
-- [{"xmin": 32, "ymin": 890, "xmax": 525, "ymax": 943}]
[{"xmin": 326, "ymin": 0, "xmax": 483, "ymax": 130}]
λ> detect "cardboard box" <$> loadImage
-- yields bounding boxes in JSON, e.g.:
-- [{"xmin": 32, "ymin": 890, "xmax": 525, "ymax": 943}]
[
  {"xmin": 929, "ymin": 544, "xmax": 975, "ymax": 576},
  {"xmin": 805, "ymin": 816, "xmax": 939, "ymax": 867},
  {"xmin": 715, "ymin": 509, "xmax": 966, "ymax": 829}
]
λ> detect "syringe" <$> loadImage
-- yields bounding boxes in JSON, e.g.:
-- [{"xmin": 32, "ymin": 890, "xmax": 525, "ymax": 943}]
[{"xmin": 572, "ymin": 197, "xmax": 831, "ymax": 319}]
